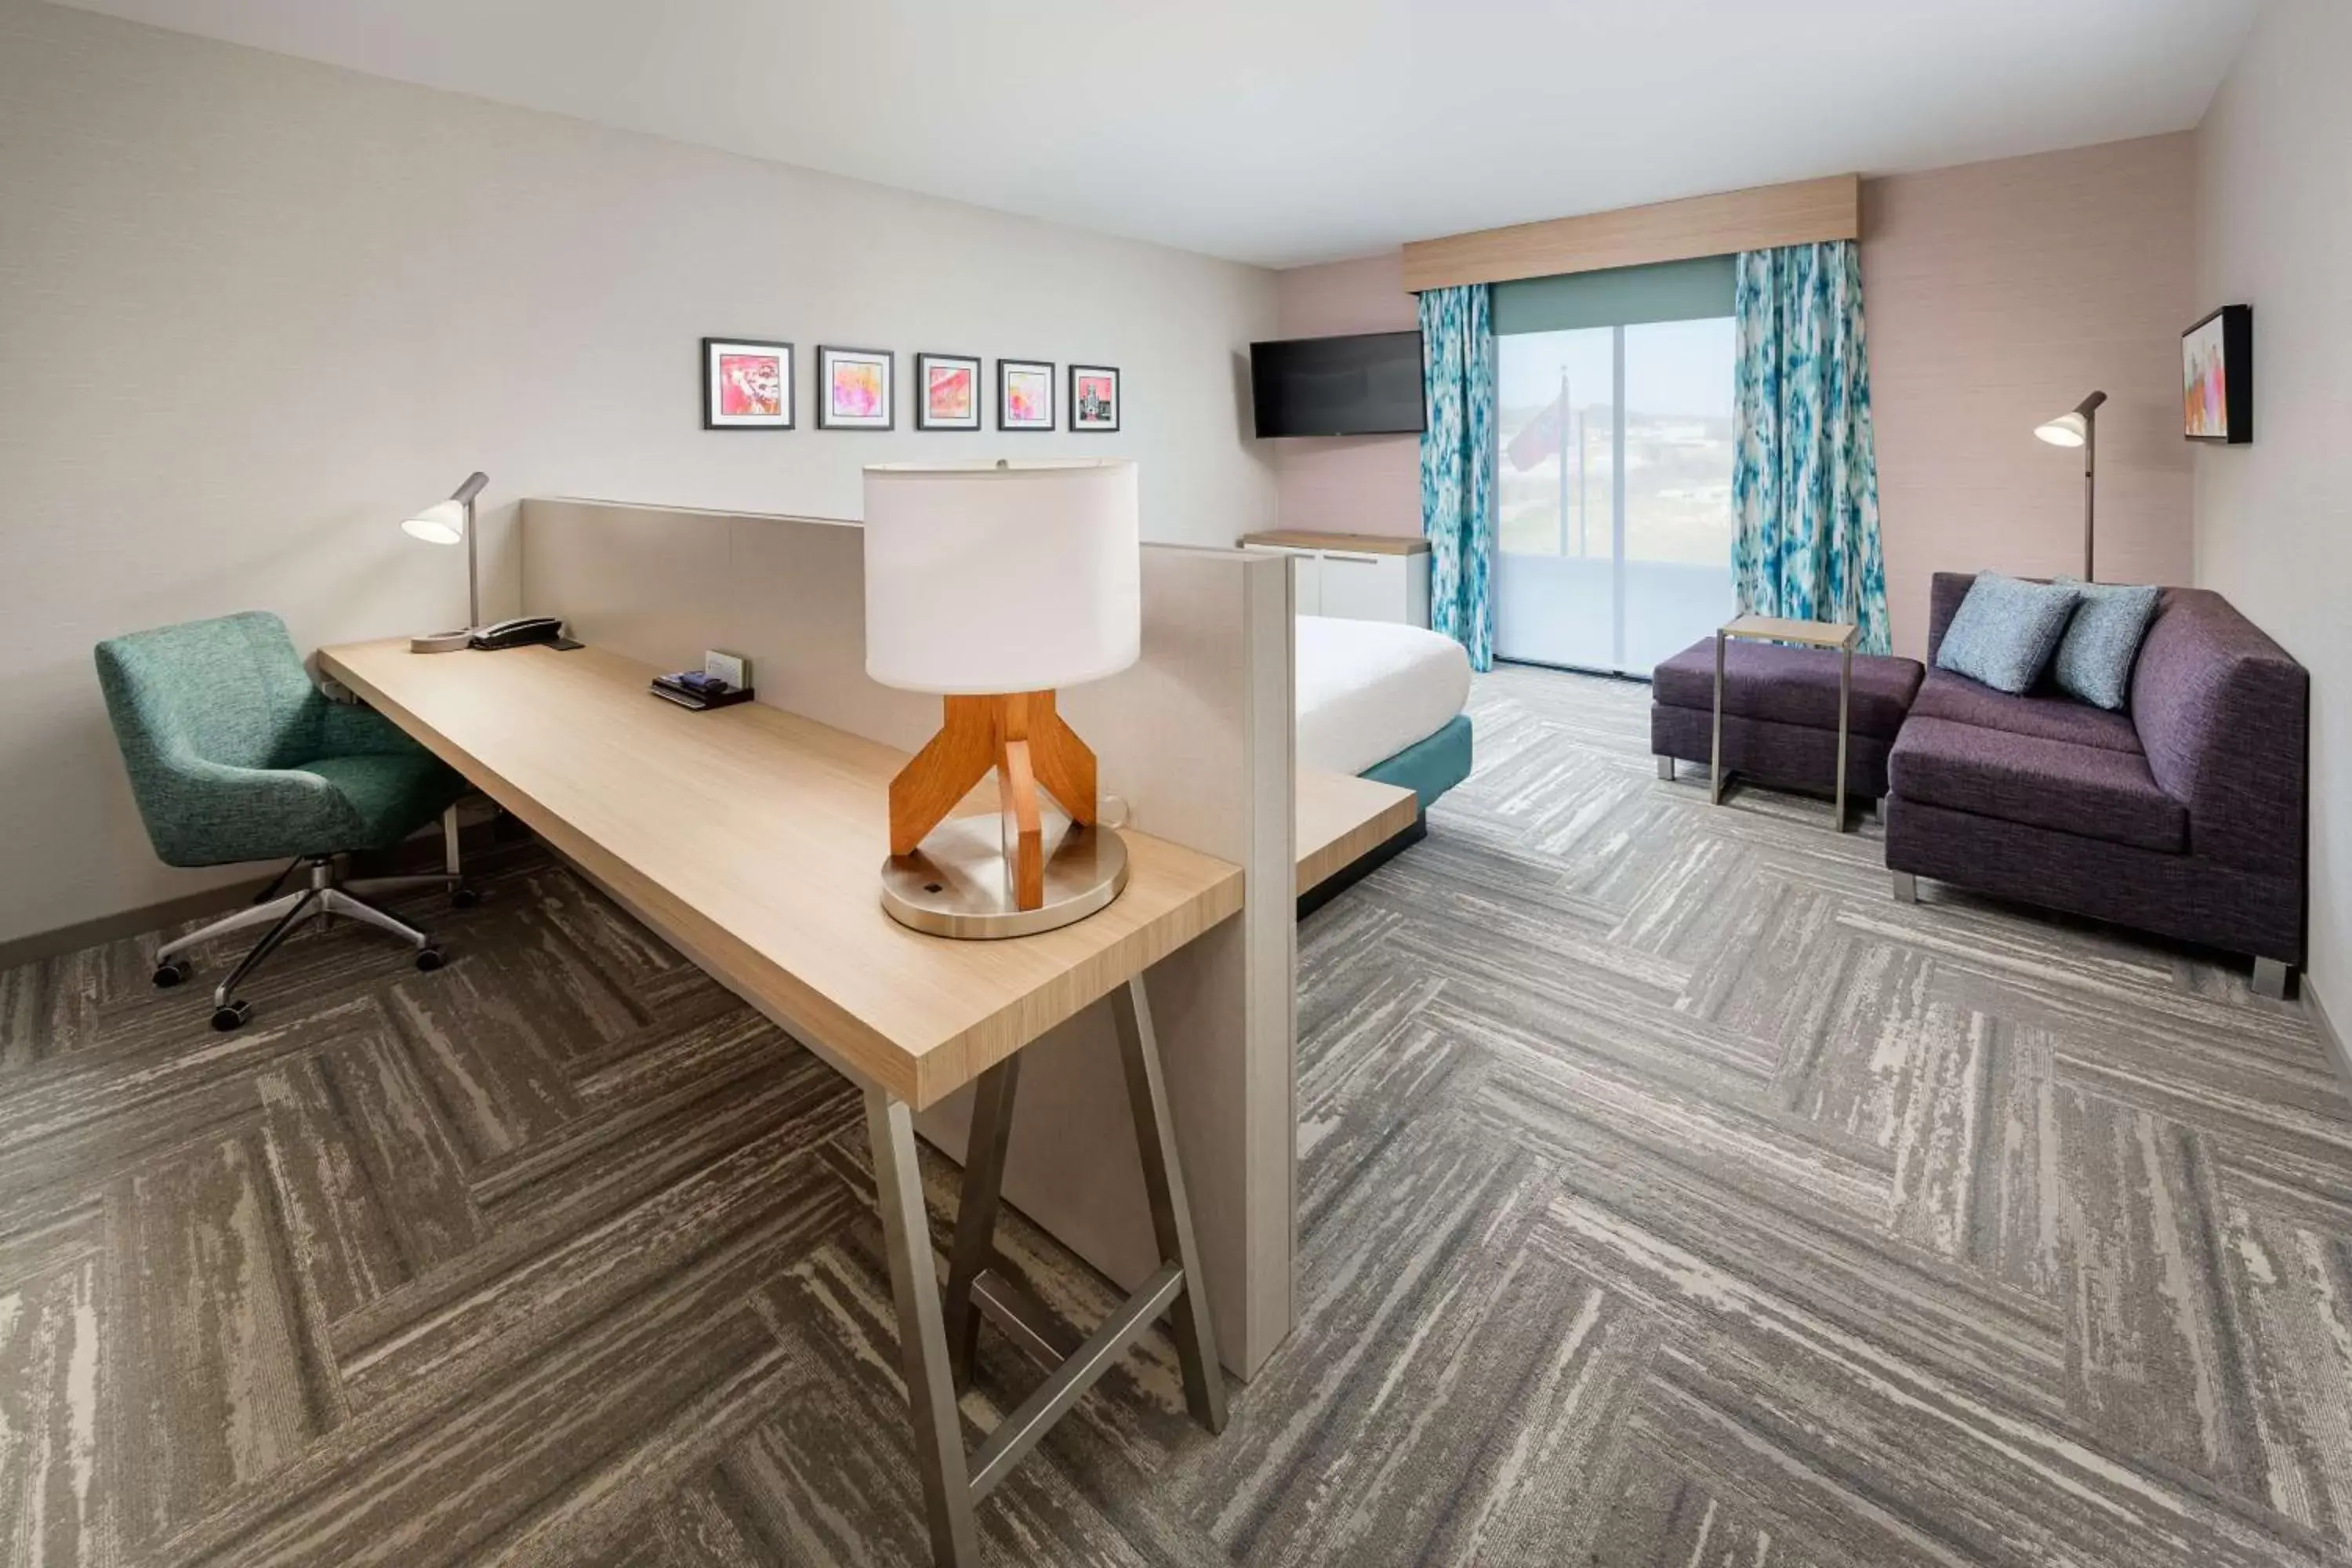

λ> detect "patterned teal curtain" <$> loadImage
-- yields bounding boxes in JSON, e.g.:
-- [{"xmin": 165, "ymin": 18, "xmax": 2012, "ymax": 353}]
[
  {"xmin": 1730, "ymin": 242, "xmax": 1889, "ymax": 654},
  {"xmin": 1417, "ymin": 285, "xmax": 1497, "ymax": 671}
]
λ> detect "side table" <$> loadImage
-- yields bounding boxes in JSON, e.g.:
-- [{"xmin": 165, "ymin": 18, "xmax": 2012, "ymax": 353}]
[{"xmin": 1712, "ymin": 614, "xmax": 1860, "ymax": 832}]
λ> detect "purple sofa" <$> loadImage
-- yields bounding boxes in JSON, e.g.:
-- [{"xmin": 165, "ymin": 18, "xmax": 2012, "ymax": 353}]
[{"xmin": 1886, "ymin": 572, "xmax": 2307, "ymax": 996}]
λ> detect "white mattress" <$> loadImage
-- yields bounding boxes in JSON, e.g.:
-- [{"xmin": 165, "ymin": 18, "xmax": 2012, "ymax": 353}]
[{"xmin": 1294, "ymin": 617, "xmax": 1472, "ymax": 776}]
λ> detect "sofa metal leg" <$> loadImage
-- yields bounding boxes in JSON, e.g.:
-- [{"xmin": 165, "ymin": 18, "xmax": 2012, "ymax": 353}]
[
  {"xmin": 2252, "ymin": 957, "xmax": 2292, "ymax": 1001},
  {"xmin": 1655, "ymin": 755, "xmax": 1674, "ymax": 782},
  {"xmin": 1892, "ymin": 871, "xmax": 1918, "ymax": 905}
]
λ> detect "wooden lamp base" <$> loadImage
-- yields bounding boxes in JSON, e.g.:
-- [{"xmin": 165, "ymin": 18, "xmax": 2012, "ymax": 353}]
[{"xmin": 888, "ymin": 691, "xmax": 1098, "ymax": 912}]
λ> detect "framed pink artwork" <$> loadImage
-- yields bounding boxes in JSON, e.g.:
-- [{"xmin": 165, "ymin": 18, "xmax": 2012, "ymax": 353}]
[
  {"xmin": 1069, "ymin": 364, "xmax": 1120, "ymax": 433},
  {"xmin": 817, "ymin": 345, "xmax": 895, "ymax": 430},
  {"xmin": 997, "ymin": 358, "xmax": 1054, "ymax": 431},
  {"xmin": 702, "ymin": 338, "xmax": 793, "ymax": 430},
  {"xmin": 916, "ymin": 353, "xmax": 982, "ymax": 431}
]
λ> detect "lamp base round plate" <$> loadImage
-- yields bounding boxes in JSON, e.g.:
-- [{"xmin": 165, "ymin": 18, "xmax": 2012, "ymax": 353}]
[
  {"xmin": 881, "ymin": 819, "xmax": 1128, "ymax": 939},
  {"xmin": 409, "ymin": 630, "xmax": 472, "ymax": 654}
]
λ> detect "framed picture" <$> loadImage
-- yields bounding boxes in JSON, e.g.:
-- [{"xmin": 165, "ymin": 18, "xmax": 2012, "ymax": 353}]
[
  {"xmin": 816, "ymin": 345, "xmax": 895, "ymax": 430},
  {"xmin": 1069, "ymin": 365, "xmax": 1120, "ymax": 433},
  {"xmin": 702, "ymin": 338, "xmax": 793, "ymax": 430},
  {"xmin": 997, "ymin": 358, "xmax": 1055, "ymax": 431},
  {"xmin": 2182, "ymin": 304, "xmax": 2252, "ymax": 445},
  {"xmin": 914, "ymin": 353, "xmax": 983, "ymax": 431}
]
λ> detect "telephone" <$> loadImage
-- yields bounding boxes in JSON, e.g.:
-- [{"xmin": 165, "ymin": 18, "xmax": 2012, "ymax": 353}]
[{"xmin": 469, "ymin": 616, "xmax": 567, "ymax": 651}]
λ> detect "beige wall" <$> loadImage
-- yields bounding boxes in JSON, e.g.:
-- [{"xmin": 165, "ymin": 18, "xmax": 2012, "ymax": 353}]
[
  {"xmin": 2192, "ymin": 0, "xmax": 2350, "ymax": 1012},
  {"xmin": 0, "ymin": 0, "xmax": 1278, "ymax": 948},
  {"xmin": 1864, "ymin": 135, "xmax": 2197, "ymax": 657},
  {"xmin": 1269, "ymin": 136, "xmax": 2200, "ymax": 658},
  {"xmin": 1271, "ymin": 253, "xmax": 1422, "ymax": 540}
]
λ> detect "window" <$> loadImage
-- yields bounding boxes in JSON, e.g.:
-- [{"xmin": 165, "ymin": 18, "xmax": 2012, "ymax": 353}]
[{"xmin": 1492, "ymin": 258, "xmax": 1737, "ymax": 674}]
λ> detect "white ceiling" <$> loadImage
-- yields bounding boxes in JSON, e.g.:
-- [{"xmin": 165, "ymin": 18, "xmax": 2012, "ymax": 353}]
[{"xmin": 53, "ymin": 0, "xmax": 2256, "ymax": 269}]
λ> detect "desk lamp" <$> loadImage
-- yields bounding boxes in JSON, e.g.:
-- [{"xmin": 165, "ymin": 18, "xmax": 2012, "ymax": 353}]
[
  {"xmin": 2034, "ymin": 392, "xmax": 2106, "ymax": 580},
  {"xmin": 864, "ymin": 459, "xmax": 1140, "ymax": 938},
  {"xmin": 401, "ymin": 471, "xmax": 489, "ymax": 652}
]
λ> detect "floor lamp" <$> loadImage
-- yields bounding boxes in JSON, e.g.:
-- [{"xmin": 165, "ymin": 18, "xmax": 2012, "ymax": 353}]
[{"xmin": 2034, "ymin": 392, "xmax": 2107, "ymax": 580}]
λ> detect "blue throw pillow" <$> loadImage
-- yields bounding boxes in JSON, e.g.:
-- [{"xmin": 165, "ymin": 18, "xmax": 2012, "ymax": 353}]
[
  {"xmin": 1934, "ymin": 573, "xmax": 2082, "ymax": 695},
  {"xmin": 2050, "ymin": 579, "xmax": 2161, "ymax": 711}
]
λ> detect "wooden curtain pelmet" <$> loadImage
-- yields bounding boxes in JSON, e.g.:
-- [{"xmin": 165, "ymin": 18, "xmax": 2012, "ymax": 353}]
[{"xmin": 1400, "ymin": 173, "xmax": 1860, "ymax": 292}]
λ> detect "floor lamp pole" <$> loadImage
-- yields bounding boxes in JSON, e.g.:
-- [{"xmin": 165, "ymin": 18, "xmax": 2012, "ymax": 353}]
[
  {"xmin": 2082, "ymin": 406, "xmax": 2096, "ymax": 583},
  {"xmin": 2035, "ymin": 391, "xmax": 2106, "ymax": 583}
]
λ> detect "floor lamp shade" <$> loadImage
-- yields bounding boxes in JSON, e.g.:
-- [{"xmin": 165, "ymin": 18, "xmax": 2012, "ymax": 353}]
[{"xmin": 863, "ymin": 459, "xmax": 1141, "ymax": 695}]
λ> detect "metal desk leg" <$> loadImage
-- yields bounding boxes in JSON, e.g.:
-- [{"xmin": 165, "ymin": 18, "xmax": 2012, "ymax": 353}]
[
  {"xmin": 943, "ymin": 1057, "xmax": 1021, "ymax": 1389},
  {"xmin": 1835, "ymin": 641, "xmax": 1853, "ymax": 833},
  {"xmin": 866, "ymin": 1091, "xmax": 983, "ymax": 1568},
  {"xmin": 1711, "ymin": 631, "xmax": 1726, "ymax": 806},
  {"xmin": 1109, "ymin": 976, "xmax": 1229, "ymax": 1434},
  {"xmin": 880, "ymin": 977, "xmax": 1225, "ymax": 1567}
]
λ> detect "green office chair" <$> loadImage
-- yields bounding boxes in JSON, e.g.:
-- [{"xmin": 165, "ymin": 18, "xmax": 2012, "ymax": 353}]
[{"xmin": 96, "ymin": 611, "xmax": 473, "ymax": 1030}]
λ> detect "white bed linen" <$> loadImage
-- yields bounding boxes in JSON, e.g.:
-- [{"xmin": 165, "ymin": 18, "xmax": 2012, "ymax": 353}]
[{"xmin": 1294, "ymin": 616, "xmax": 1472, "ymax": 776}]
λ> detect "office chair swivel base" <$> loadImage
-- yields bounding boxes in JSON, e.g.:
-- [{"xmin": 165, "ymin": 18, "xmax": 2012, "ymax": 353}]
[{"xmin": 152, "ymin": 854, "xmax": 464, "ymax": 1030}]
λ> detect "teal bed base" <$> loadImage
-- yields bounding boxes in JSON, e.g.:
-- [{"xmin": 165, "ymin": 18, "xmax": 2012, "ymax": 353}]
[{"xmin": 1359, "ymin": 713, "xmax": 1473, "ymax": 812}]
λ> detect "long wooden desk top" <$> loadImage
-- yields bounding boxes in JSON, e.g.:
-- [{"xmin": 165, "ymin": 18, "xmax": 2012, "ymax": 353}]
[{"xmin": 320, "ymin": 640, "xmax": 1244, "ymax": 1110}]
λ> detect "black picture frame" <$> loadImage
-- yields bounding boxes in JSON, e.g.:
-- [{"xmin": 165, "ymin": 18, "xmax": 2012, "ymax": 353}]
[
  {"xmin": 913, "ymin": 353, "xmax": 984, "ymax": 431},
  {"xmin": 1068, "ymin": 364, "xmax": 1120, "ymax": 433},
  {"xmin": 2182, "ymin": 304, "xmax": 2253, "ymax": 445},
  {"xmin": 996, "ymin": 358, "xmax": 1055, "ymax": 431},
  {"xmin": 701, "ymin": 337, "xmax": 794, "ymax": 430},
  {"xmin": 815, "ymin": 345, "xmax": 895, "ymax": 431}
]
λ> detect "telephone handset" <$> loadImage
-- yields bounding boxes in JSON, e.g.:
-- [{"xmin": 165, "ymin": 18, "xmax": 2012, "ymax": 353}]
[{"xmin": 469, "ymin": 616, "xmax": 567, "ymax": 651}]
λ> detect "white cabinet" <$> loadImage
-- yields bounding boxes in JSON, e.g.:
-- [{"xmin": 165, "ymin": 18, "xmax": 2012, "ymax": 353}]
[{"xmin": 1240, "ymin": 533, "xmax": 1430, "ymax": 627}]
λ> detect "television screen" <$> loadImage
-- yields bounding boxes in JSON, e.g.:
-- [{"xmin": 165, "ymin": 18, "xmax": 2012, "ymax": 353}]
[{"xmin": 1250, "ymin": 331, "xmax": 1425, "ymax": 437}]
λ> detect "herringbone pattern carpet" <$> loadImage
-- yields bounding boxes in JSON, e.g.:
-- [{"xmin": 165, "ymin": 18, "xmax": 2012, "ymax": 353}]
[{"xmin": 5, "ymin": 664, "xmax": 2349, "ymax": 1566}]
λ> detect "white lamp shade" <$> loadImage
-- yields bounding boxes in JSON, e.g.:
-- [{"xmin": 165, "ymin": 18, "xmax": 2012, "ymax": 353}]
[
  {"xmin": 401, "ymin": 499, "xmax": 466, "ymax": 544},
  {"xmin": 864, "ymin": 459, "xmax": 1142, "ymax": 695},
  {"xmin": 2034, "ymin": 412, "xmax": 2088, "ymax": 448}
]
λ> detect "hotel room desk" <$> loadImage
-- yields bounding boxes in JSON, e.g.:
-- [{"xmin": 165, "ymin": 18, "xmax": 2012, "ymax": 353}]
[{"xmin": 318, "ymin": 637, "xmax": 1241, "ymax": 1566}]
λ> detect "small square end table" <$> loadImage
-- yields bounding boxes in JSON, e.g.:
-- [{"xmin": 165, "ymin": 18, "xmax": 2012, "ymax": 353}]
[{"xmin": 1711, "ymin": 614, "xmax": 1861, "ymax": 832}]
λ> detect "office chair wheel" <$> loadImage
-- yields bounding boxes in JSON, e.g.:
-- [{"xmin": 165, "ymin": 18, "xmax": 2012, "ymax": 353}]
[
  {"xmin": 450, "ymin": 886, "xmax": 480, "ymax": 909},
  {"xmin": 415, "ymin": 946, "xmax": 445, "ymax": 971},
  {"xmin": 153, "ymin": 959, "xmax": 191, "ymax": 988},
  {"xmin": 211, "ymin": 1000, "xmax": 251, "ymax": 1031}
]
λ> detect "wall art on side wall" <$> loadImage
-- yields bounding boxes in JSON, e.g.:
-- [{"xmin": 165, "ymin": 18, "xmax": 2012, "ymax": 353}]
[
  {"xmin": 702, "ymin": 338, "xmax": 793, "ymax": 430},
  {"xmin": 915, "ymin": 353, "xmax": 983, "ymax": 431},
  {"xmin": 1069, "ymin": 365, "xmax": 1120, "ymax": 432},
  {"xmin": 998, "ymin": 358, "xmax": 1055, "ymax": 431},
  {"xmin": 2182, "ymin": 304, "xmax": 2253, "ymax": 445},
  {"xmin": 817, "ymin": 345, "xmax": 895, "ymax": 430}
]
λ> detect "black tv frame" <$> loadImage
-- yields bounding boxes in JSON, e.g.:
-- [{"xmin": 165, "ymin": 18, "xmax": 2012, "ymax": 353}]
[{"xmin": 1250, "ymin": 330, "xmax": 1425, "ymax": 438}]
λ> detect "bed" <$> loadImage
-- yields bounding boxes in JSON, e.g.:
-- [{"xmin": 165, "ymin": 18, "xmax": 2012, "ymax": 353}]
[{"xmin": 1295, "ymin": 616, "xmax": 1474, "ymax": 813}]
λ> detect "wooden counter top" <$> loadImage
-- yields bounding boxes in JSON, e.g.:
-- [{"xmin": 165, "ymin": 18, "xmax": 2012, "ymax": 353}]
[
  {"xmin": 1239, "ymin": 531, "xmax": 1430, "ymax": 556},
  {"xmin": 320, "ymin": 639, "xmax": 1244, "ymax": 1109}
]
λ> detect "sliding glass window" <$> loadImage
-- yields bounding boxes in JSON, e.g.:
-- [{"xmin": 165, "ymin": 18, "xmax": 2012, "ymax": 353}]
[{"xmin": 1492, "ymin": 256, "xmax": 1736, "ymax": 675}]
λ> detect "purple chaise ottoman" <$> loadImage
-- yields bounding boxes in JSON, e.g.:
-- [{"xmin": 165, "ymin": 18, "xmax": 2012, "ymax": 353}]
[{"xmin": 1651, "ymin": 639, "xmax": 1925, "ymax": 804}]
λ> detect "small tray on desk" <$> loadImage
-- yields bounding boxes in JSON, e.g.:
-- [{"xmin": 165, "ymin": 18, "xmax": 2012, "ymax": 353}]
[{"xmin": 648, "ymin": 674, "xmax": 756, "ymax": 712}]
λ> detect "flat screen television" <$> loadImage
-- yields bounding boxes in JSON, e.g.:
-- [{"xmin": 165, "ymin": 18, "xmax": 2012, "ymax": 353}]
[{"xmin": 1250, "ymin": 331, "xmax": 1425, "ymax": 437}]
